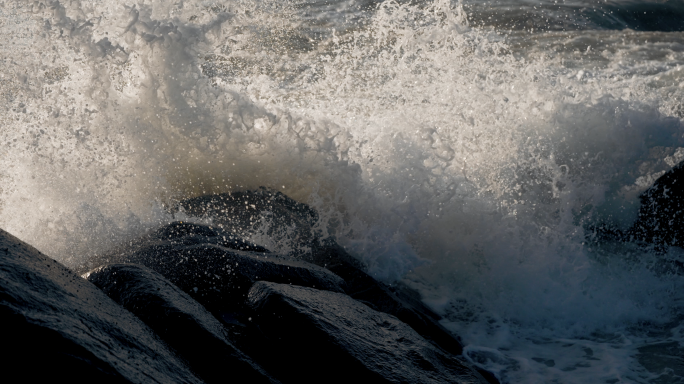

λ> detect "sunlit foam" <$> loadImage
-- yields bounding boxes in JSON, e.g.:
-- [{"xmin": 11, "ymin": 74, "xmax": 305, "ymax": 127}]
[{"xmin": 2, "ymin": 0, "xmax": 684, "ymax": 381}]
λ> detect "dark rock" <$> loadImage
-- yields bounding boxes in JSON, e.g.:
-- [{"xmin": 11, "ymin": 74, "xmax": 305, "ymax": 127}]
[
  {"xmin": 307, "ymin": 239, "xmax": 464, "ymax": 356},
  {"xmin": 104, "ymin": 218, "xmax": 465, "ymax": 359},
  {"xmin": 631, "ymin": 160, "xmax": 684, "ymax": 248},
  {"xmin": 151, "ymin": 221, "xmax": 269, "ymax": 253},
  {"xmin": 114, "ymin": 241, "xmax": 345, "ymax": 313},
  {"xmin": 74, "ymin": 221, "xmax": 269, "ymax": 275},
  {"xmin": 86, "ymin": 263, "xmax": 278, "ymax": 384},
  {"xmin": 131, "ymin": 192, "xmax": 465, "ymax": 354},
  {"xmin": 247, "ymin": 281, "xmax": 488, "ymax": 384},
  {"xmin": 170, "ymin": 189, "xmax": 466, "ymax": 357},
  {"xmin": 155, "ymin": 220, "xmax": 220, "ymax": 239},
  {"xmin": 0, "ymin": 229, "xmax": 202, "ymax": 384},
  {"xmin": 170, "ymin": 188, "xmax": 318, "ymax": 251},
  {"xmin": 78, "ymin": 188, "xmax": 477, "ymax": 377}
]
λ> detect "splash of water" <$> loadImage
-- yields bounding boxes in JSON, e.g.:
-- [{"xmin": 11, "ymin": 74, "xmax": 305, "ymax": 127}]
[{"xmin": 2, "ymin": 0, "xmax": 684, "ymax": 381}]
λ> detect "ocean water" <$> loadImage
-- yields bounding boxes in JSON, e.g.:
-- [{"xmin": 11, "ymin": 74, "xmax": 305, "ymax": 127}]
[{"xmin": 2, "ymin": 0, "xmax": 684, "ymax": 382}]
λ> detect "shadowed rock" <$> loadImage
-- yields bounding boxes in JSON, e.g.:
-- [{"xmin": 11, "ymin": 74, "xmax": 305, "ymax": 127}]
[
  {"xmin": 247, "ymin": 281, "xmax": 488, "ymax": 384},
  {"xmin": 101, "ymin": 218, "xmax": 466, "ymax": 359},
  {"xmin": 150, "ymin": 221, "xmax": 269, "ymax": 253},
  {"xmin": 168, "ymin": 190, "xmax": 468, "ymax": 357},
  {"xmin": 156, "ymin": 221, "xmax": 221, "ymax": 238},
  {"xmin": 170, "ymin": 187, "xmax": 318, "ymax": 250},
  {"xmin": 307, "ymin": 239, "xmax": 465, "ymax": 356},
  {"xmin": 112, "ymin": 241, "xmax": 345, "ymax": 314},
  {"xmin": 631, "ymin": 160, "xmax": 684, "ymax": 248},
  {"xmin": 0, "ymin": 229, "xmax": 202, "ymax": 384},
  {"xmin": 166, "ymin": 192, "xmax": 466, "ymax": 355},
  {"xmin": 74, "ymin": 188, "xmax": 487, "ymax": 380},
  {"xmin": 86, "ymin": 263, "xmax": 279, "ymax": 384},
  {"xmin": 74, "ymin": 220, "xmax": 269, "ymax": 275}
]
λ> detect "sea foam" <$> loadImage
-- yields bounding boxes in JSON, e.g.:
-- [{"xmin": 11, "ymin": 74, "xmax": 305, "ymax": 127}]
[{"xmin": 2, "ymin": 0, "xmax": 684, "ymax": 382}]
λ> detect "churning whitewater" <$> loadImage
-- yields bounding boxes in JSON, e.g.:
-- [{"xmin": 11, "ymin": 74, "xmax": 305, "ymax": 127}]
[{"xmin": 2, "ymin": 0, "xmax": 684, "ymax": 382}]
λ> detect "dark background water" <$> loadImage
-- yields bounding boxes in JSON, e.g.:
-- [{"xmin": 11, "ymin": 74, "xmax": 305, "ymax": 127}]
[{"xmin": 461, "ymin": 0, "xmax": 684, "ymax": 32}]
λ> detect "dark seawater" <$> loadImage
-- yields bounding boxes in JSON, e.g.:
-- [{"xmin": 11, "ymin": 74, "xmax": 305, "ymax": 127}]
[
  {"xmin": 464, "ymin": 0, "xmax": 684, "ymax": 32},
  {"xmin": 2, "ymin": 0, "xmax": 684, "ymax": 382}
]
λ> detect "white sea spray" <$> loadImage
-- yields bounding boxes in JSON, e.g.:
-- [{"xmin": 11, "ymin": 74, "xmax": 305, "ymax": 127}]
[{"xmin": 2, "ymin": 0, "xmax": 684, "ymax": 382}]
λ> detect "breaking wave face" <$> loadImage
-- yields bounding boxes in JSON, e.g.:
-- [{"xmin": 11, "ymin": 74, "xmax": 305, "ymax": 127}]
[{"xmin": 3, "ymin": 0, "xmax": 684, "ymax": 381}]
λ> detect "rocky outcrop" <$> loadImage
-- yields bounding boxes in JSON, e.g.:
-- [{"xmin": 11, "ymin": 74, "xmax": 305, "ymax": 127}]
[
  {"xmin": 99, "ymin": 217, "xmax": 465, "ymax": 356},
  {"xmin": 85, "ymin": 263, "xmax": 278, "ymax": 384},
  {"xmin": 307, "ymin": 239, "xmax": 465, "ymax": 355},
  {"xmin": 0, "ymin": 229, "xmax": 202, "ymax": 384},
  {"xmin": 110, "ymin": 238, "xmax": 345, "ymax": 314},
  {"xmin": 631, "ymin": 160, "xmax": 684, "ymax": 248},
  {"xmin": 2, "ymin": 187, "xmax": 496, "ymax": 384},
  {"xmin": 153, "ymin": 220, "xmax": 269, "ymax": 252},
  {"xmin": 169, "ymin": 188, "xmax": 319, "ymax": 251},
  {"xmin": 247, "ymin": 281, "xmax": 486, "ymax": 384}
]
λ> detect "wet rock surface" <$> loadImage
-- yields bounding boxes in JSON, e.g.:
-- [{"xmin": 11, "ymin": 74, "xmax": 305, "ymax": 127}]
[
  {"xmin": 170, "ymin": 188, "xmax": 319, "ymax": 250},
  {"xmin": 631, "ymin": 160, "xmax": 684, "ymax": 249},
  {"xmin": 112, "ymin": 240, "xmax": 345, "ymax": 313},
  {"xmin": 247, "ymin": 281, "xmax": 487, "ymax": 384},
  {"xmin": 0, "ymin": 229, "xmax": 202, "ymax": 384},
  {"xmin": 3, "ymin": 188, "xmax": 496, "ymax": 384},
  {"xmin": 85, "ymin": 263, "xmax": 277, "ymax": 384},
  {"xmin": 308, "ymin": 239, "xmax": 465, "ymax": 356}
]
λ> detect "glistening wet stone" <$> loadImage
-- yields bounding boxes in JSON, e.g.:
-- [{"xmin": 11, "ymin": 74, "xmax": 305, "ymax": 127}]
[
  {"xmin": 172, "ymin": 188, "xmax": 319, "ymax": 252},
  {"xmin": 0, "ymin": 229, "xmax": 202, "ymax": 384},
  {"xmin": 307, "ymin": 239, "xmax": 465, "ymax": 356},
  {"xmin": 631, "ymin": 160, "xmax": 684, "ymax": 249},
  {"xmin": 247, "ymin": 281, "xmax": 488, "ymax": 384},
  {"xmin": 115, "ymin": 241, "xmax": 345, "ymax": 313},
  {"xmin": 86, "ymin": 263, "xmax": 278, "ymax": 384}
]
